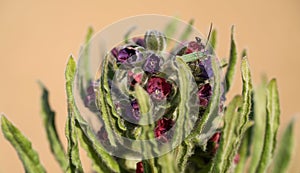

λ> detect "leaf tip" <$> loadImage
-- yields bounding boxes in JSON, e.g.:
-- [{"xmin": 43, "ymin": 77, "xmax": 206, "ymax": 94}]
[{"xmin": 241, "ymin": 49, "xmax": 247, "ymax": 58}]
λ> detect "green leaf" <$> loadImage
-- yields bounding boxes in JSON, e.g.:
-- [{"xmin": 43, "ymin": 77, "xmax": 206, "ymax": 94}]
[
  {"xmin": 83, "ymin": 27, "xmax": 94, "ymax": 81},
  {"xmin": 178, "ymin": 51, "xmax": 205, "ymax": 63},
  {"xmin": 65, "ymin": 56, "xmax": 121, "ymax": 173},
  {"xmin": 38, "ymin": 82, "xmax": 68, "ymax": 171},
  {"xmin": 239, "ymin": 56, "xmax": 253, "ymax": 135},
  {"xmin": 208, "ymin": 29, "xmax": 217, "ymax": 51},
  {"xmin": 256, "ymin": 79, "xmax": 280, "ymax": 173},
  {"xmin": 157, "ymin": 152, "xmax": 179, "ymax": 173},
  {"xmin": 188, "ymin": 56, "xmax": 222, "ymax": 144},
  {"xmin": 134, "ymin": 84, "xmax": 151, "ymax": 115},
  {"xmin": 65, "ymin": 108, "xmax": 83, "ymax": 173},
  {"xmin": 234, "ymin": 129, "xmax": 251, "ymax": 173},
  {"xmin": 97, "ymin": 55, "xmax": 123, "ymax": 146},
  {"xmin": 76, "ymin": 122, "xmax": 111, "ymax": 173},
  {"xmin": 248, "ymin": 79, "xmax": 268, "ymax": 173},
  {"xmin": 78, "ymin": 27, "xmax": 94, "ymax": 104},
  {"xmin": 124, "ymin": 26, "xmax": 136, "ymax": 44},
  {"xmin": 142, "ymin": 159, "xmax": 159, "ymax": 173},
  {"xmin": 210, "ymin": 95, "xmax": 243, "ymax": 173},
  {"xmin": 164, "ymin": 17, "xmax": 178, "ymax": 42},
  {"xmin": 179, "ymin": 19, "xmax": 194, "ymax": 41},
  {"xmin": 1, "ymin": 115, "xmax": 46, "ymax": 173},
  {"xmin": 271, "ymin": 119, "xmax": 295, "ymax": 173},
  {"xmin": 225, "ymin": 26, "xmax": 238, "ymax": 93}
]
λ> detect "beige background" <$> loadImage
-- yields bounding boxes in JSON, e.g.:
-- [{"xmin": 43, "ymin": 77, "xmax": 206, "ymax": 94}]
[{"xmin": 1, "ymin": 0, "xmax": 300, "ymax": 172}]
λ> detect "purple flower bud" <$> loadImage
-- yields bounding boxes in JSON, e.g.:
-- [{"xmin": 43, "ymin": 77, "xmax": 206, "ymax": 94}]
[
  {"xmin": 136, "ymin": 161, "xmax": 144, "ymax": 173},
  {"xmin": 111, "ymin": 47, "xmax": 118, "ymax": 58},
  {"xmin": 198, "ymin": 83, "xmax": 212, "ymax": 107},
  {"xmin": 185, "ymin": 41, "xmax": 205, "ymax": 54},
  {"xmin": 84, "ymin": 81, "xmax": 99, "ymax": 111},
  {"xmin": 111, "ymin": 46, "xmax": 137, "ymax": 63},
  {"xmin": 133, "ymin": 37, "xmax": 145, "ymax": 47},
  {"xmin": 198, "ymin": 63, "xmax": 209, "ymax": 80},
  {"xmin": 143, "ymin": 54, "xmax": 160, "ymax": 73},
  {"xmin": 97, "ymin": 126, "xmax": 108, "ymax": 141},
  {"xmin": 147, "ymin": 77, "xmax": 172, "ymax": 100},
  {"xmin": 131, "ymin": 99, "xmax": 140, "ymax": 120},
  {"xmin": 155, "ymin": 117, "xmax": 174, "ymax": 143}
]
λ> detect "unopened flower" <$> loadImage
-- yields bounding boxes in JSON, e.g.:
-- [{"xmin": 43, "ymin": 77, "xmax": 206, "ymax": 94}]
[
  {"xmin": 111, "ymin": 46, "xmax": 137, "ymax": 63},
  {"xmin": 136, "ymin": 161, "xmax": 144, "ymax": 173},
  {"xmin": 84, "ymin": 81, "xmax": 99, "ymax": 112},
  {"xmin": 143, "ymin": 54, "xmax": 160, "ymax": 73},
  {"xmin": 198, "ymin": 83, "xmax": 212, "ymax": 107},
  {"xmin": 234, "ymin": 154, "xmax": 240, "ymax": 164},
  {"xmin": 155, "ymin": 117, "xmax": 174, "ymax": 142},
  {"xmin": 133, "ymin": 37, "xmax": 146, "ymax": 48},
  {"xmin": 185, "ymin": 41, "xmax": 205, "ymax": 54},
  {"xmin": 209, "ymin": 132, "xmax": 221, "ymax": 154},
  {"xmin": 97, "ymin": 126, "xmax": 108, "ymax": 141},
  {"xmin": 131, "ymin": 99, "xmax": 140, "ymax": 120},
  {"xmin": 128, "ymin": 70, "xmax": 143, "ymax": 87}
]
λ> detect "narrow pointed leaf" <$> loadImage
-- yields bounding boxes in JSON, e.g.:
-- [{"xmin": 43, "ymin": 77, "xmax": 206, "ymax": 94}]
[
  {"xmin": 65, "ymin": 109, "xmax": 83, "ymax": 173},
  {"xmin": 76, "ymin": 123, "xmax": 111, "ymax": 173},
  {"xmin": 256, "ymin": 79, "xmax": 280, "ymax": 173},
  {"xmin": 65, "ymin": 56, "xmax": 121, "ymax": 173},
  {"xmin": 1, "ymin": 115, "xmax": 46, "ymax": 173},
  {"xmin": 164, "ymin": 17, "xmax": 178, "ymax": 42},
  {"xmin": 271, "ymin": 119, "xmax": 295, "ymax": 173},
  {"xmin": 124, "ymin": 26, "xmax": 136, "ymax": 44},
  {"xmin": 239, "ymin": 56, "xmax": 253, "ymax": 135},
  {"xmin": 234, "ymin": 129, "xmax": 251, "ymax": 173},
  {"xmin": 248, "ymin": 80, "xmax": 267, "ymax": 173},
  {"xmin": 210, "ymin": 95, "xmax": 243, "ymax": 173},
  {"xmin": 209, "ymin": 29, "xmax": 217, "ymax": 50},
  {"xmin": 225, "ymin": 26, "xmax": 237, "ymax": 93},
  {"xmin": 179, "ymin": 19, "xmax": 194, "ymax": 41},
  {"xmin": 39, "ymin": 82, "xmax": 68, "ymax": 171}
]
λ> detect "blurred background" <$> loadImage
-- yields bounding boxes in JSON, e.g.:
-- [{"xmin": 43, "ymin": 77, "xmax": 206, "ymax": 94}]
[{"xmin": 1, "ymin": 0, "xmax": 300, "ymax": 172}]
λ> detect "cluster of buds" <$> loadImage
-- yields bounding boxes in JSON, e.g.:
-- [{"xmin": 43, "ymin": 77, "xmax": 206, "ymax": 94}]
[{"xmin": 82, "ymin": 28, "xmax": 224, "ymax": 172}]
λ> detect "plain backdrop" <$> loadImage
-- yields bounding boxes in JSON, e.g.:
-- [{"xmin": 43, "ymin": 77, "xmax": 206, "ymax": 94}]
[{"xmin": 1, "ymin": 0, "xmax": 300, "ymax": 172}]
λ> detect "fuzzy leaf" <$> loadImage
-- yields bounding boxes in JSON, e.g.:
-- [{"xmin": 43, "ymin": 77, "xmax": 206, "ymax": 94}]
[
  {"xmin": 1, "ymin": 115, "xmax": 46, "ymax": 173},
  {"xmin": 97, "ymin": 56, "xmax": 122, "ymax": 147},
  {"xmin": 271, "ymin": 119, "xmax": 295, "ymax": 173},
  {"xmin": 210, "ymin": 96, "xmax": 243, "ymax": 173},
  {"xmin": 209, "ymin": 29, "xmax": 217, "ymax": 51},
  {"xmin": 65, "ymin": 56, "xmax": 121, "ymax": 173},
  {"xmin": 178, "ymin": 51, "xmax": 205, "ymax": 63},
  {"xmin": 179, "ymin": 19, "xmax": 194, "ymax": 41},
  {"xmin": 157, "ymin": 152, "xmax": 179, "ymax": 173},
  {"xmin": 65, "ymin": 108, "xmax": 83, "ymax": 173},
  {"xmin": 248, "ymin": 80, "xmax": 267, "ymax": 173},
  {"xmin": 188, "ymin": 56, "xmax": 222, "ymax": 144},
  {"xmin": 134, "ymin": 84, "xmax": 151, "ymax": 115},
  {"xmin": 164, "ymin": 17, "xmax": 178, "ymax": 42},
  {"xmin": 76, "ymin": 123, "xmax": 111, "ymax": 173},
  {"xmin": 39, "ymin": 82, "xmax": 68, "ymax": 171},
  {"xmin": 239, "ymin": 56, "xmax": 253, "ymax": 136},
  {"xmin": 225, "ymin": 26, "xmax": 237, "ymax": 93},
  {"xmin": 78, "ymin": 27, "xmax": 94, "ymax": 105},
  {"xmin": 256, "ymin": 79, "xmax": 280, "ymax": 173},
  {"xmin": 234, "ymin": 129, "xmax": 251, "ymax": 173}
]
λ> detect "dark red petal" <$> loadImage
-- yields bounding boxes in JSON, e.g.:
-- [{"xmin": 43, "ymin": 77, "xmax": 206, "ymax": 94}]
[{"xmin": 136, "ymin": 161, "xmax": 144, "ymax": 173}]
